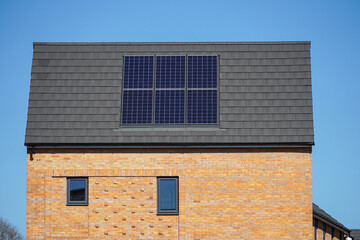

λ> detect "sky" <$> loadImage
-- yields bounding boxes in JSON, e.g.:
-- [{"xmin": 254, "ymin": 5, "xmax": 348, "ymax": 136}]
[{"xmin": 0, "ymin": 0, "xmax": 359, "ymax": 237}]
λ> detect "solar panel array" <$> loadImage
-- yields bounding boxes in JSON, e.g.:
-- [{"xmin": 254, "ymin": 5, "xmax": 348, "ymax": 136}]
[{"xmin": 122, "ymin": 55, "xmax": 217, "ymax": 125}]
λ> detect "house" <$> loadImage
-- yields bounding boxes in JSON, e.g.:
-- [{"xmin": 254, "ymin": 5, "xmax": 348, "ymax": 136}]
[
  {"xmin": 351, "ymin": 229, "xmax": 360, "ymax": 240},
  {"xmin": 313, "ymin": 203, "xmax": 351, "ymax": 239},
  {"xmin": 25, "ymin": 42, "xmax": 314, "ymax": 239}
]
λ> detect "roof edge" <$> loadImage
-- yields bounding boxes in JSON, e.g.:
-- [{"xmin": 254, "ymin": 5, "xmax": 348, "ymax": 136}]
[
  {"xmin": 313, "ymin": 203, "xmax": 350, "ymax": 233},
  {"xmin": 313, "ymin": 213, "xmax": 350, "ymax": 233},
  {"xmin": 25, "ymin": 142, "xmax": 314, "ymax": 148},
  {"xmin": 33, "ymin": 41, "xmax": 311, "ymax": 46}
]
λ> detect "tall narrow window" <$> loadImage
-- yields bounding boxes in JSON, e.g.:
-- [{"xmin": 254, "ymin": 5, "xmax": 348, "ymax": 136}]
[
  {"xmin": 157, "ymin": 177, "xmax": 179, "ymax": 215},
  {"xmin": 67, "ymin": 178, "xmax": 88, "ymax": 206}
]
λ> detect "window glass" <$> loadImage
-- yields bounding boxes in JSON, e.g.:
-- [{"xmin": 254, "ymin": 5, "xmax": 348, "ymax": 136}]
[
  {"xmin": 159, "ymin": 179, "xmax": 176, "ymax": 210},
  {"xmin": 70, "ymin": 179, "xmax": 86, "ymax": 201},
  {"xmin": 67, "ymin": 178, "xmax": 88, "ymax": 205},
  {"xmin": 157, "ymin": 177, "xmax": 178, "ymax": 214}
]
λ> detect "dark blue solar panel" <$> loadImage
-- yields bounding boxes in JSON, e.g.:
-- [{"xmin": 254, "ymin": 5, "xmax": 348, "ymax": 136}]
[
  {"xmin": 187, "ymin": 90, "xmax": 217, "ymax": 124},
  {"xmin": 188, "ymin": 56, "xmax": 217, "ymax": 88},
  {"xmin": 156, "ymin": 56, "xmax": 185, "ymax": 88},
  {"xmin": 122, "ymin": 55, "xmax": 218, "ymax": 125},
  {"xmin": 123, "ymin": 56, "xmax": 154, "ymax": 89},
  {"xmin": 122, "ymin": 90, "xmax": 153, "ymax": 124},
  {"xmin": 155, "ymin": 90, "xmax": 185, "ymax": 124}
]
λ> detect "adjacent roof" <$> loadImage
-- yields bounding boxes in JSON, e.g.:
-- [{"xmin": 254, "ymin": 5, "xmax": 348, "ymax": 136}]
[
  {"xmin": 25, "ymin": 42, "xmax": 314, "ymax": 146},
  {"xmin": 313, "ymin": 203, "xmax": 350, "ymax": 233},
  {"xmin": 351, "ymin": 229, "xmax": 360, "ymax": 239}
]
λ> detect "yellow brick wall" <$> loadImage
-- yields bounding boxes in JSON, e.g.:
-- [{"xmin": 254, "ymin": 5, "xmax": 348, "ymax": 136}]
[{"xmin": 27, "ymin": 147, "xmax": 313, "ymax": 239}]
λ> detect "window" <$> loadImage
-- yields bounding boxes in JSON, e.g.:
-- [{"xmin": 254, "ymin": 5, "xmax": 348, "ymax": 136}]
[
  {"xmin": 121, "ymin": 55, "xmax": 218, "ymax": 125},
  {"xmin": 157, "ymin": 177, "xmax": 179, "ymax": 215},
  {"xmin": 67, "ymin": 178, "xmax": 88, "ymax": 206}
]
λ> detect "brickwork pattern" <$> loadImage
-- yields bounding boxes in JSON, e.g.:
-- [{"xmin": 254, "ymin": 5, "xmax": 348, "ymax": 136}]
[{"xmin": 27, "ymin": 148, "xmax": 313, "ymax": 239}]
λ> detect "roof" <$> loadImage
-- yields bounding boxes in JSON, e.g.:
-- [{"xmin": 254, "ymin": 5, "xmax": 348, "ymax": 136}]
[
  {"xmin": 313, "ymin": 203, "xmax": 350, "ymax": 233},
  {"xmin": 351, "ymin": 229, "xmax": 360, "ymax": 239},
  {"xmin": 25, "ymin": 42, "xmax": 314, "ymax": 146}
]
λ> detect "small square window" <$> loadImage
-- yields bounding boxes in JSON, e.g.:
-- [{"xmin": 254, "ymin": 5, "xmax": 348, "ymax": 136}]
[
  {"xmin": 67, "ymin": 178, "xmax": 88, "ymax": 206},
  {"xmin": 157, "ymin": 177, "xmax": 178, "ymax": 215}
]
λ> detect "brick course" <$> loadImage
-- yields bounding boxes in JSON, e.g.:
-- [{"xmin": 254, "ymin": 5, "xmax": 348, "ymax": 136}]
[{"xmin": 27, "ymin": 147, "xmax": 312, "ymax": 239}]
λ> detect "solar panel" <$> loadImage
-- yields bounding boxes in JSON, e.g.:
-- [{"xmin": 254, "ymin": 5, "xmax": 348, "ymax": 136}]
[
  {"xmin": 187, "ymin": 90, "xmax": 217, "ymax": 124},
  {"xmin": 123, "ymin": 56, "xmax": 154, "ymax": 89},
  {"xmin": 122, "ymin": 56, "xmax": 154, "ymax": 124},
  {"xmin": 122, "ymin": 90, "xmax": 153, "ymax": 124},
  {"xmin": 156, "ymin": 56, "xmax": 185, "ymax": 88},
  {"xmin": 188, "ymin": 56, "xmax": 217, "ymax": 88},
  {"xmin": 155, "ymin": 90, "xmax": 185, "ymax": 124},
  {"xmin": 121, "ymin": 55, "xmax": 218, "ymax": 125},
  {"xmin": 187, "ymin": 56, "xmax": 218, "ymax": 124}
]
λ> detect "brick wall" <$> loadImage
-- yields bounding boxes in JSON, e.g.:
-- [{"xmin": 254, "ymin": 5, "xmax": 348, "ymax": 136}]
[{"xmin": 27, "ymin": 147, "xmax": 312, "ymax": 239}]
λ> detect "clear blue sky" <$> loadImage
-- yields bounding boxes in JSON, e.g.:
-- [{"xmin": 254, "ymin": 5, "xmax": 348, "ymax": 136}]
[{"xmin": 0, "ymin": 0, "xmax": 359, "ymax": 237}]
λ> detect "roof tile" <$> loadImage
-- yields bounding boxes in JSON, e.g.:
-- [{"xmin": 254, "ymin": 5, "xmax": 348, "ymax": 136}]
[{"xmin": 25, "ymin": 42, "xmax": 314, "ymax": 145}]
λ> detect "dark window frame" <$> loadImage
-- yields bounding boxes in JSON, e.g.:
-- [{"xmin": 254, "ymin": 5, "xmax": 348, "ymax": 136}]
[
  {"xmin": 157, "ymin": 177, "xmax": 179, "ymax": 215},
  {"xmin": 67, "ymin": 177, "xmax": 88, "ymax": 206}
]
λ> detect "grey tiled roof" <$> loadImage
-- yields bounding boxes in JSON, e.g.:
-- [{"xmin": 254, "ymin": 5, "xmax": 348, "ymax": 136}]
[
  {"xmin": 313, "ymin": 203, "xmax": 350, "ymax": 232},
  {"xmin": 351, "ymin": 229, "xmax": 360, "ymax": 239},
  {"xmin": 25, "ymin": 42, "xmax": 314, "ymax": 146}
]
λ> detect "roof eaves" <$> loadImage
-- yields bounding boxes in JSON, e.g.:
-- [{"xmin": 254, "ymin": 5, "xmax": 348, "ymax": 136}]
[
  {"xmin": 32, "ymin": 41, "xmax": 311, "ymax": 46},
  {"xmin": 313, "ymin": 203, "xmax": 350, "ymax": 232}
]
